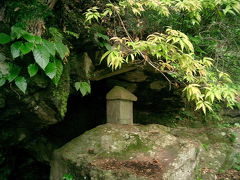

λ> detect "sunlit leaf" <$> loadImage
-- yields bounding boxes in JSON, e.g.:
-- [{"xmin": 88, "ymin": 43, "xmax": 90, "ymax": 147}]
[
  {"xmin": 75, "ymin": 81, "xmax": 91, "ymax": 96},
  {"xmin": 100, "ymin": 50, "xmax": 112, "ymax": 62}
]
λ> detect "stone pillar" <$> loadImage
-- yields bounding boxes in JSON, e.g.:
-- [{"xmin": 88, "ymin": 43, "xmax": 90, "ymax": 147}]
[{"xmin": 106, "ymin": 86, "xmax": 137, "ymax": 125}]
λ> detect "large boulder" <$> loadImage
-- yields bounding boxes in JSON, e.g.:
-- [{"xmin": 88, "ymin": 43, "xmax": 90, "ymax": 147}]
[{"xmin": 50, "ymin": 124, "xmax": 201, "ymax": 180}]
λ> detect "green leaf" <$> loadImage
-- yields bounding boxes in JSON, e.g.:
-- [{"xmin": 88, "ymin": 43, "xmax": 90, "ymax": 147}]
[
  {"xmin": 28, "ymin": 64, "xmax": 38, "ymax": 77},
  {"xmin": 11, "ymin": 41, "xmax": 23, "ymax": 58},
  {"xmin": 215, "ymin": 90, "xmax": 222, "ymax": 100},
  {"xmin": 49, "ymin": 27, "xmax": 63, "ymax": 42},
  {"xmin": 43, "ymin": 40, "xmax": 56, "ymax": 56},
  {"xmin": 75, "ymin": 81, "xmax": 91, "ymax": 96},
  {"xmin": 55, "ymin": 42, "xmax": 69, "ymax": 59},
  {"xmin": 7, "ymin": 64, "xmax": 21, "ymax": 82},
  {"xmin": 205, "ymin": 101, "xmax": 213, "ymax": 112},
  {"xmin": 45, "ymin": 62, "xmax": 57, "ymax": 79},
  {"xmin": 33, "ymin": 45, "xmax": 50, "ymax": 69},
  {"xmin": 64, "ymin": 30, "xmax": 79, "ymax": 39},
  {"xmin": 52, "ymin": 59, "xmax": 63, "ymax": 86},
  {"xmin": 96, "ymin": 33, "xmax": 109, "ymax": 40},
  {"xmin": 0, "ymin": 33, "xmax": 11, "ymax": 44},
  {"xmin": 23, "ymin": 33, "xmax": 36, "ymax": 42},
  {"xmin": 104, "ymin": 43, "xmax": 112, "ymax": 50},
  {"xmin": 179, "ymin": 40, "xmax": 185, "ymax": 51},
  {"xmin": 100, "ymin": 50, "xmax": 111, "ymax": 62},
  {"xmin": 22, "ymin": 34, "xmax": 42, "ymax": 44},
  {"xmin": 74, "ymin": 82, "xmax": 80, "ymax": 91},
  {"xmin": 182, "ymin": 38, "xmax": 194, "ymax": 52},
  {"xmin": 11, "ymin": 26, "xmax": 26, "ymax": 39},
  {"xmin": 34, "ymin": 36, "xmax": 43, "ymax": 44},
  {"xmin": 205, "ymin": 91, "xmax": 215, "ymax": 103},
  {"xmin": 15, "ymin": 76, "xmax": 27, "ymax": 93},
  {"xmin": 0, "ymin": 78, "xmax": 6, "ymax": 87},
  {"xmin": 19, "ymin": 42, "xmax": 34, "ymax": 55},
  {"xmin": 62, "ymin": 174, "xmax": 74, "ymax": 180}
]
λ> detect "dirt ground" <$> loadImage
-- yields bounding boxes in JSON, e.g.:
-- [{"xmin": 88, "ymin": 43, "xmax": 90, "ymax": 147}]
[
  {"xmin": 217, "ymin": 169, "xmax": 240, "ymax": 180},
  {"xmin": 93, "ymin": 158, "xmax": 164, "ymax": 180}
]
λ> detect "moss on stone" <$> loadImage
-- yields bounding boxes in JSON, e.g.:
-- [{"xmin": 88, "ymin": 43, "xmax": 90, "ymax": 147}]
[
  {"xmin": 51, "ymin": 64, "xmax": 70, "ymax": 119},
  {"xmin": 106, "ymin": 134, "xmax": 152, "ymax": 160}
]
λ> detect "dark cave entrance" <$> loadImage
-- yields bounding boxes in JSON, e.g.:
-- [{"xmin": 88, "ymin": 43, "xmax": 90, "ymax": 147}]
[
  {"xmin": 5, "ymin": 70, "xmax": 183, "ymax": 180},
  {"xmin": 44, "ymin": 80, "xmax": 111, "ymax": 145},
  {"xmin": 45, "ymin": 71, "xmax": 183, "ymax": 146}
]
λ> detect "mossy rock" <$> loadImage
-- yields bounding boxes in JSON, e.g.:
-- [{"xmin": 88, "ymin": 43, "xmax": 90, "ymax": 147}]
[
  {"xmin": 49, "ymin": 125, "xmax": 240, "ymax": 180},
  {"xmin": 50, "ymin": 124, "xmax": 201, "ymax": 180}
]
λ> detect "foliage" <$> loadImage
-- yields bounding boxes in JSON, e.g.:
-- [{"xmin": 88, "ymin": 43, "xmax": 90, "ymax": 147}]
[
  {"xmin": 0, "ymin": 26, "xmax": 69, "ymax": 93},
  {"xmin": 1, "ymin": 0, "xmax": 239, "ymax": 112},
  {"xmin": 62, "ymin": 174, "xmax": 74, "ymax": 180},
  {"xmin": 75, "ymin": 81, "xmax": 91, "ymax": 96},
  {"xmin": 5, "ymin": 0, "xmax": 52, "ymax": 25},
  {"xmin": 232, "ymin": 153, "xmax": 240, "ymax": 171},
  {"xmin": 84, "ymin": 0, "xmax": 240, "ymax": 114}
]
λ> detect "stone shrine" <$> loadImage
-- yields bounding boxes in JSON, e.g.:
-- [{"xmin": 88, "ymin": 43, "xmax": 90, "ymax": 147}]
[{"xmin": 106, "ymin": 86, "xmax": 137, "ymax": 125}]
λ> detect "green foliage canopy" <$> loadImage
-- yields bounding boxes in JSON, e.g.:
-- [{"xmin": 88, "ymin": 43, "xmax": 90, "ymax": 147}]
[
  {"xmin": 84, "ymin": 0, "xmax": 240, "ymax": 113},
  {"xmin": 0, "ymin": 0, "xmax": 239, "ymax": 113}
]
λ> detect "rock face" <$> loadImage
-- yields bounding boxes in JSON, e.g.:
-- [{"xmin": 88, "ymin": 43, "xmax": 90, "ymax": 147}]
[
  {"xmin": 171, "ymin": 127, "xmax": 240, "ymax": 179},
  {"xmin": 50, "ymin": 124, "xmax": 201, "ymax": 180},
  {"xmin": 118, "ymin": 70, "xmax": 148, "ymax": 83},
  {"xmin": 150, "ymin": 81, "xmax": 168, "ymax": 91}
]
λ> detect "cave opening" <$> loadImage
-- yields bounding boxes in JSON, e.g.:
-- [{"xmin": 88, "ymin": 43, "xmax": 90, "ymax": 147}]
[
  {"xmin": 44, "ymin": 80, "xmax": 111, "ymax": 146},
  {"xmin": 45, "ymin": 70, "xmax": 183, "ymax": 147}
]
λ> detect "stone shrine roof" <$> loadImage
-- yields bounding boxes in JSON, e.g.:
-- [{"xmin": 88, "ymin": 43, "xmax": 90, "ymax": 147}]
[{"xmin": 106, "ymin": 86, "xmax": 137, "ymax": 101}]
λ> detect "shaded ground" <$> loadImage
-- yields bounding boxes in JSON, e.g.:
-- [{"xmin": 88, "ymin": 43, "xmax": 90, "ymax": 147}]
[{"xmin": 217, "ymin": 169, "xmax": 240, "ymax": 180}]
